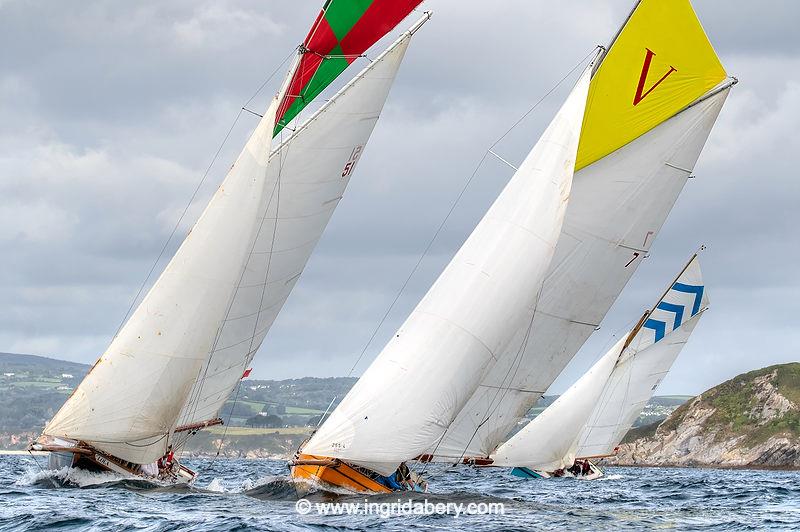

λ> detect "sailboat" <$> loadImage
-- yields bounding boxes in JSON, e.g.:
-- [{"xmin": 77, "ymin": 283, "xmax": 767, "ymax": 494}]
[
  {"xmin": 491, "ymin": 254, "xmax": 708, "ymax": 480},
  {"xmin": 422, "ymin": 0, "xmax": 735, "ymax": 466},
  {"xmin": 291, "ymin": 0, "xmax": 734, "ymax": 494},
  {"xmin": 30, "ymin": 1, "xmax": 427, "ymax": 484}
]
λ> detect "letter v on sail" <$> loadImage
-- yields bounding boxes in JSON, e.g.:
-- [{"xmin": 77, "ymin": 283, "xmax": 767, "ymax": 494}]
[
  {"xmin": 633, "ymin": 48, "xmax": 677, "ymax": 106},
  {"xmin": 575, "ymin": 0, "xmax": 727, "ymax": 171}
]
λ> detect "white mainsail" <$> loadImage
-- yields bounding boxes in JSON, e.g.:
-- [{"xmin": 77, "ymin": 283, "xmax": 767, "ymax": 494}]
[
  {"xmin": 491, "ymin": 255, "xmax": 708, "ymax": 470},
  {"xmin": 43, "ymin": 25, "xmax": 419, "ymax": 465},
  {"xmin": 576, "ymin": 256, "xmax": 707, "ymax": 458},
  {"xmin": 490, "ymin": 337, "xmax": 623, "ymax": 471},
  {"xmin": 428, "ymin": 88, "xmax": 731, "ymax": 461},
  {"xmin": 301, "ymin": 66, "xmax": 592, "ymax": 475},
  {"xmin": 175, "ymin": 26, "xmax": 420, "ymax": 429}
]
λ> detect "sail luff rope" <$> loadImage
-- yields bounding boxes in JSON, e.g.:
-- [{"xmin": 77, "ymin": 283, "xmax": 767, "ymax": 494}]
[
  {"xmin": 416, "ymin": 49, "xmax": 607, "ymax": 472},
  {"xmin": 442, "ymin": 48, "xmax": 610, "ymax": 466},
  {"xmin": 178, "ymin": 48, "xmax": 383, "ymax": 445},
  {"xmin": 344, "ymin": 46, "xmax": 600, "ymax": 379}
]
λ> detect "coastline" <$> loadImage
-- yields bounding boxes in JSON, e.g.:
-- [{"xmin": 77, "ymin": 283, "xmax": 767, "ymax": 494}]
[{"xmin": 601, "ymin": 461, "xmax": 800, "ymax": 472}]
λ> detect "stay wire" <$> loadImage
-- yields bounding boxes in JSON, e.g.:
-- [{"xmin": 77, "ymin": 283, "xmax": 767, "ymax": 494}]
[
  {"xmin": 111, "ymin": 48, "xmax": 297, "ymax": 340},
  {"xmin": 412, "ymin": 47, "xmax": 601, "ymax": 472},
  {"xmin": 345, "ymin": 45, "xmax": 600, "ymax": 380}
]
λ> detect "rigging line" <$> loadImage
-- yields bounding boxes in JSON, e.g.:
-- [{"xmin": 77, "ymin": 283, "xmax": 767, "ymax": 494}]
[
  {"xmin": 111, "ymin": 107, "xmax": 242, "ymax": 339},
  {"xmin": 176, "ymin": 155, "xmax": 284, "ymax": 437},
  {"xmin": 420, "ymin": 48, "xmax": 601, "ymax": 468},
  {"xmin": 111, "ymin": 48, "xmax": 297, "ymax": 340},
  {"xmin": 206, "ymin": 380, "xmax": 245, "ymax": 471},
  {"xmin": 344, "ymin": 45, "xmax": 600, "ymax": 379},
  {"xmin": 180, "ymin": 103, "xmax": 294, "ymax": 460},
  {"xmin": 176, "ymin": 108, "xmax": 300, "ymax": 431},
  {"xmin": 26, "ymin": 450, "xmax": 60, "ymax": 490},
  {"xmin": 488, "ymin": 46, "xmax": 600, "ymax": 153},
  {"xmin": 448, "ymin": 287, "xmax": 543, "ymax": 469}
]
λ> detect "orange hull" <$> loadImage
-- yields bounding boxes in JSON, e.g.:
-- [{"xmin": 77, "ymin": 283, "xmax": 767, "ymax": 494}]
[{"xmin": 291, "ymin": 454, "xmax": 391, "ymax": 493}]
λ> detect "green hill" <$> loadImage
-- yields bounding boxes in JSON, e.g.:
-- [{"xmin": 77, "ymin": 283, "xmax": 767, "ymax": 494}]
[
  {"xmin": 660, "ymin": 363, "xmax": 800, "ymax": 446},
  {"xmin": 614, "ymin": 362, "xmax": 800, "ymax": 469}
]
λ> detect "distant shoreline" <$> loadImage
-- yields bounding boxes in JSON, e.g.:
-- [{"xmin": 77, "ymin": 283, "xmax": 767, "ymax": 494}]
[{"xmin": 603, "ymin": 461, "xmax": 800, "ymax": 473}]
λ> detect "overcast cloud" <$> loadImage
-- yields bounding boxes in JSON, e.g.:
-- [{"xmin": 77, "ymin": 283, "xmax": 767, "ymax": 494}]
[{"xmin": 0, "ymin": 0, "xmax": 798, "ymax": 395}]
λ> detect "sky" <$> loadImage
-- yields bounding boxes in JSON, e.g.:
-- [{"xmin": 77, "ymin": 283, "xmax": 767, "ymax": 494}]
[{"xmin": 0, "ymin": 0, "xmax": 798, "ymax": 395}]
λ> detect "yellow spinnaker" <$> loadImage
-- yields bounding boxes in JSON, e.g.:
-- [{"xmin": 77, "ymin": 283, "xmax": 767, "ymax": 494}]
[{"xmin": 575, "ymin": 0, "xmax": 727, "ymax": 171}]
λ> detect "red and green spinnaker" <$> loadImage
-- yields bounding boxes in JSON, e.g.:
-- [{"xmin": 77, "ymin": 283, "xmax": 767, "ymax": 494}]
[{"xmin": 274, "ymin": 0, "xmax": 422, "ymax": 136}]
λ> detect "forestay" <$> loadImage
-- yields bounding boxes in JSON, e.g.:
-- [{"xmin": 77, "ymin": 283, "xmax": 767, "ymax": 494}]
[
  {"xmin": 302, "ymin": 67, "xmax": 591, "ymax": 476},
  {"xmin": 576, "ymin": 256, "xmax": 707, "ymax": 458},
  {"xmin": 176, "ymin": 26, "xmax": 419, "ymax": 429},
  {"xmin": 429, "ymin": 0, "xmax": 733, "ymax": 461}
]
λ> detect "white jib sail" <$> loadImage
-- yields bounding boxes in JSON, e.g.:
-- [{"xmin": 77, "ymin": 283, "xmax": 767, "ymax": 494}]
[
  {"xmin": 175, "ymin": 27, "xmax": 418, "ymax": 428},
  {"xmin": 576, "ymin": 256, "xmax": 707, "ymax": 458},
  {"xmin": 430, "ymin": 87, "xmax": 731, "ymax": 462},
  {"xmin": 490, "ymin": 336, "xmax": 624, "ymax": 471},
  {"xmin": 43, "ymin": 26, "xmax": 417, "ymax": 466},
  {"xmin": 301, "ymin": 67, "xmax": 592, "ymax": 475},
  {"xmin": 43, "ymin": 99, "xmax": 281, "ymax": 464}
]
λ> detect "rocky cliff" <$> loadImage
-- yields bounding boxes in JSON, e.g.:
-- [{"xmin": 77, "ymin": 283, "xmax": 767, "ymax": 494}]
[{"xmin": 606, "ymin": 363, "xmax": 800, "ymax": 470}]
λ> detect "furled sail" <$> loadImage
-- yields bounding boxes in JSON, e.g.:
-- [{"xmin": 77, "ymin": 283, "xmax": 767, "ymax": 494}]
[
  {"xmin": 491, "ymin": 255, "xmax": 707, "ymax": 470},
  {"xmin": 176, "ymin": 21, "xmax": 423, "ymax": 430},
  {"xmin": 274, "ymin": 0, "xmax": 423, "ymax": 136},
  {"xmin": 43, "ymin": 14, "xmax": 423, "ymax": 466},
  {"xmin": 576, "ymin": 256, "xmax": 707, "ymax": 458},
  {"xmin": 301, "ymin": 67, "xmax": 592, "ymax": 475},
  {"xmin": 428, "ymin": 0, "xmax": 733, "ymax": 461}
]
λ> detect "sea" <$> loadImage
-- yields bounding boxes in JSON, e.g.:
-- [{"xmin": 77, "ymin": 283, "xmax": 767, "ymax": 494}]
[{"xmin": 1, "ymin": 455, "xmax": 798, "ymax": 531}]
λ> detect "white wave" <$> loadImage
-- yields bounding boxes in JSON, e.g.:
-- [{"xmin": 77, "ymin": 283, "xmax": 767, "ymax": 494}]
[
  {"xmin": 14, "ymin": 465, "xmax": 129, "ymax": 488},
  {"xmin": 205, "ymin": 477, "xmax": 228, "ymax": 493},
  {"xmin": 600, "ymin": 474, "xmax": 624, "ymax": 480}
]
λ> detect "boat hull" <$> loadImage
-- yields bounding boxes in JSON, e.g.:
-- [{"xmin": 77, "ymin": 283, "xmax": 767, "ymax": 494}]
[
  {"xmin": 510, "ymin": 461, "xmax": 603, "ymax": 480},
  {"xmin": 41, "ymin": 441, "xmax": 195, "ymax": 485},
  {"xmin": 291, "ymin": 454, "xmax": 392, "ymax": 494}
]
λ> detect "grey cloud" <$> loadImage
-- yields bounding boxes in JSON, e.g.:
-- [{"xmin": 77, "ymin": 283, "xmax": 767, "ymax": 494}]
[{"xmin": 0, "ymin": 1, "xmax": 798, "ymax": 395}]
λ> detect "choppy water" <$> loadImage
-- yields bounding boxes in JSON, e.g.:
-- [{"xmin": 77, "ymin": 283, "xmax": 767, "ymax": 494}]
[{"xmin": 1, "ymin": 455, "xmax": 799, "ymax": 530}]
